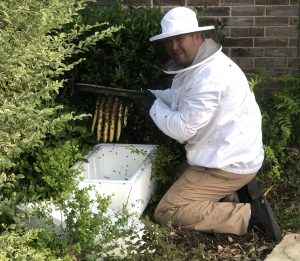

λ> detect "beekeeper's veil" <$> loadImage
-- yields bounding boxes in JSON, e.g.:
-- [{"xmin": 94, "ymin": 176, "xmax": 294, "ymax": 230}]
[{"xmin": 150, "ymin": 7, "xmax": 221, "ymax": 74}]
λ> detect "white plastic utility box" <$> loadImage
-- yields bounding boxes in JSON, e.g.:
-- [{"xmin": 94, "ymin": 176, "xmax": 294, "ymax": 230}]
[{"xmin": 77, "ymin": 143, "xmax": 157, "ymax": 215}]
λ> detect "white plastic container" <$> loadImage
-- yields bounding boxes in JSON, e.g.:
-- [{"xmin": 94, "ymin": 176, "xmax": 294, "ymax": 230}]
[
  {"xmin": 77, "ymin": 143, "xmax": 157, "ymax": 215},
  {"xmin": 17, "ymin": 143, "xmax": 157, "ymax": 258}
]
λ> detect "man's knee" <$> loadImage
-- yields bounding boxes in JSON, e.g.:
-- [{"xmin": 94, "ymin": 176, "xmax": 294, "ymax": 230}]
[{"xmin": 154, "ymin": 205, "xmax": 179, "ymax": 226}]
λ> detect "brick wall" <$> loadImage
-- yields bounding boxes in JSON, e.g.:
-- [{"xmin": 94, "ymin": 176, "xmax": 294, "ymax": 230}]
[{"xmin": 123, "ymin": 0, "xmax": 299, "ymax": 75}]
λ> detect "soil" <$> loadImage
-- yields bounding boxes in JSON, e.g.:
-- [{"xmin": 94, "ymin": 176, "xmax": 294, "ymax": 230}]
[
  {"xmin": 143, "ymin": 202, "xmax": 284, "ymax": 260},
  {"xmin": 171, "ymin": 226, "xmax": 277, "ymax": 260}
]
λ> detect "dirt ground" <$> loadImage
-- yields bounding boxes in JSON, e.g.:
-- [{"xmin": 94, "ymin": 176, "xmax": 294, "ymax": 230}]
[
  {"xmin": 143, "ymin": 205, "xmax": 279, "ymax": 260},
  {"xmin": 171, "ymin": 226, "xmax": 277, "ymax": 260}
]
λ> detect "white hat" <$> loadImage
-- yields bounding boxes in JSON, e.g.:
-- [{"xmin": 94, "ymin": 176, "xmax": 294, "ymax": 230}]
[{"xmin": 150, "ymin": 7, "xmax": 214, "ymax": 42}]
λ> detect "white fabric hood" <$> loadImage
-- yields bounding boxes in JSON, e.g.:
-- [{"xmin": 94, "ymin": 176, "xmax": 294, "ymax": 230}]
[{"xmin": 163, "ymin": 38, "xmax": 222, "ymax": 75}]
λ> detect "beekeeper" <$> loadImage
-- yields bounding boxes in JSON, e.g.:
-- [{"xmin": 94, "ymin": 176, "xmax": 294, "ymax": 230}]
[{"xmin": 148, "ymin": 7, "xmax": 281, "ymax": 241}]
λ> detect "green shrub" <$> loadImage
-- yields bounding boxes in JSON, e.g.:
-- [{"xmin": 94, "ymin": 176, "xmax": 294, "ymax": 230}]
[
  {"xmin": 0, "ymin": 0, "xmax": 120, "ymax": 170},
  {"xmin": 35, "ymin": 188, "xmax": 138, "ymax": 260},
  {"xmin": 0, "ymin": 0, "xmax": 130, "ymax": 256},
  {"xmin": 76, "ymin": 1, "xmax": 164, "ymax": 89},
  {"xmin": 250, "ymin": 73, "xmax": 300, "ymax": 189},
  {"xmin": 0, "ymin": 186, "xmax": 141, "ymax": 260},
  {"xmin": 0, "ymin": 173, "xmax": 25, "ymax": 226},
  {"xmin": 0, "ymin": 0, "xmax": 121, "ymax": 220},
  {"xmin": 0, "ymin": 229, "xmax": 71, "ymax": 260}
]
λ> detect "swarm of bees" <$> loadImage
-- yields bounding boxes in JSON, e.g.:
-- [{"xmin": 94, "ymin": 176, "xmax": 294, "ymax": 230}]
[{"xmin": 91, "ymin": 95, "xmax": 128, "ymax": 142}]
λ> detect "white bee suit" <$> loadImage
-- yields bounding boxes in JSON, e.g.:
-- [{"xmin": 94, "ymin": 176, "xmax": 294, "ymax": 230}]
[
  {"xmin": 150, "ymin": 39, "xmax": 264, "ymax": 175},
  {"xmin": 149, "ymin": 6, "xmax": 266, "ymax": 236}
]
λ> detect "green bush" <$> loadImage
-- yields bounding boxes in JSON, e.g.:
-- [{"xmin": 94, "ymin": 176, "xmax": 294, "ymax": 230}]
[
  {"xmin": 0, "ymin": 229, "xmax": 71, "ymax": 260},
  {"xmin": 0, "ymin": 0, "xmax": 120, "ymax": 170},
  {"xmin": 76, "ymin": 1, "xmax": 165, "ymax": 89},
  {"xmin": 0, "ymin": 0, "xmax": 121, "ymax": 220},
  {"xmin": 252, "ymin": 73, "xmax": 300, "ymax": 188},
  {"xmin": 0, "ymin": 0, "xmax": 135, "ymax": 257},
  {"xmin": 34, "ymin": 188, "xmax": 138, "ymax": 260}
]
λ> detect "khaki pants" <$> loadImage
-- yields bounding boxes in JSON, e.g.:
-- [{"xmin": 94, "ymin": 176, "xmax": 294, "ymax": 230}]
[{"xmin": 154, "ymin": 166, "xmax": 256, "ymax": 235}]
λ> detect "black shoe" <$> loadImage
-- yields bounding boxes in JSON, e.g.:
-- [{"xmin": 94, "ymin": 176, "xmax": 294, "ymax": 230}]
[
  {"xmin": 237, "ymin": 178, "xmax": 262, "ymax": 203},
  {"xmin": 250, "ymin": 195, "xmax": 283, "ymax": 243}
]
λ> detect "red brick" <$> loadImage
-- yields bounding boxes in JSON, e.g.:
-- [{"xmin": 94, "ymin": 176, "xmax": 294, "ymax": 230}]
[
  {"xmin": 266, "ymin": 6, "xmax": 299, "ymax": 16},
  {"xmin": 255, "ymin": 17, "xmax": 288, "ymax": 26},
  {"xmin": 221, "ymin": 0, "xmax": 254, "ymax": 5},
  {"xmin": 288, "ymin": 58, "xmax": 299, "ymax": 68},
  {"xmin": 254, "ymin": 57, "xmax": 287, "ymax": 67},
  {"xmin": 289, "ymin": 38, "xmax": 298, "ymax": 47},
  {"xmin": 153, "ymin": 0, "xmax": 185, "ymax": 5},
  {"xmin": 199, "ymin": 17, "xmax": 225, "ymax": 26},
  {"xmin": 230, "ymin": 47, "xmax": 264, "ymax": 57},
  {"xmin": 231, "ymin": 27, "xmax": 264, "ymax": 37},
  {"xmin": 198, "ymin": 17, "xmax": 216, "ymax": 25},
  {"xmin": 226, "ymin": 17, "xmax": 254, "ymax": 26},
  {"xmin": 231, "ymin": 6, "xmax": 265, "ymax": 16},
  {"xmin": 255, "ymin": 0, "xmax": 288, "ymax": 4},
  {"xmin": 264, "ymin": 47, "xmax": 298, "ymax": 57},
  {"xmin": 266, "ymin": 26, "xmax": 298, "ymax": 37},
  {"xmin": 289, "ymin": 17, "xmax": 299, "ymax": 26},
  {"xmin": 231, "ymin": 57, "xmax": 254, "ymax": 68},
  {"xmin": 254, "ymin": 38, "xmax": 288, "ymax": 47},
  {"xmin": 202, "ymin": 7, "xmax": 230, "ymax": 16},
  {"xmin": 223, "ymin": 38, "xmax": 253, "ymax": 47},
  {"xmin": 187, "ymin": 0, "xmax": 220, "ymax": 5},
  {"xmin": 222, "ymin": 47, "xmax": 230, "ymax": 55}
]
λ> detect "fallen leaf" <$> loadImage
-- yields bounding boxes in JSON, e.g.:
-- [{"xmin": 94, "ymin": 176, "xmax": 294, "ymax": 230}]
[
  {"xmin": 217, "ymin": 245, "xmax": 224, "ymax": 252},
  {"xmin": 233, "ymin": 254, "xmax": 242, "ymax": 260},
  {"xmin": 224, "ymin": 246, "xmax": 230, "ymax": 253}
]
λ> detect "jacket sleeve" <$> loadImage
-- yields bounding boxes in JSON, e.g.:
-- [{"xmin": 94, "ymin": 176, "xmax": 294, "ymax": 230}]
[{"xmin": 150, "ymin": 79, "xmax": 221, "ymax": 143}]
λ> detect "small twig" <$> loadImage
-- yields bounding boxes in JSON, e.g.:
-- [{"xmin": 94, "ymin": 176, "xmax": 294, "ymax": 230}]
[{"xmin": 264, "ymin": 184, "xmax": 276, "ymax": 197}]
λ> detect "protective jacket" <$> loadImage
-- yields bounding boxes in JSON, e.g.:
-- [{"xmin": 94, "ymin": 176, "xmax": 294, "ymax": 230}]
[{"xmin": 150, "ymin": 39, "xmax": 264, "ymax": 174}]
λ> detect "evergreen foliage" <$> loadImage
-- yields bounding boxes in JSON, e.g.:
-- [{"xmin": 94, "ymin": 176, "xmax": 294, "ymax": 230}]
[{"xmin": 0, "ymin": 0, "xmax": 119, "ymax": 170}]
